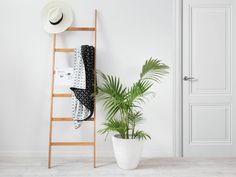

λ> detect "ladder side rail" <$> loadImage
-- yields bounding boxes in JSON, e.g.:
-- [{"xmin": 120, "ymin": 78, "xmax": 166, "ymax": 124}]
[{"xmin": 48, "ymin": 34, "xmax": 56, "ymax": 168}]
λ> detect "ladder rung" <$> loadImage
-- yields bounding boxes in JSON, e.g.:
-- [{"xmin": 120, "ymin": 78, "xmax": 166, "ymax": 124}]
[
  {"xmin": 52, "ymin": 117, "xmax": 94, "ymax": 121},
  {"xmin": 67, "ymin": 27, "xmax": 96, "ymax": 31},
  {"xmin": 51, "ymin": 142, "xmax": 94, "ymax": 146},
  {"xmin": 53, "ymin": 93, "xmax": 72, "ymax": 97},
  {"xmin": 55, "ymin": 48, "xmax": 74, "ymax": 52}
]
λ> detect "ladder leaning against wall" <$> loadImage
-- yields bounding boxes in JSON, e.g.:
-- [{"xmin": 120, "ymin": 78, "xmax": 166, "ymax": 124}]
[{"xmin": 48, "ymin": 9, "xmax": 97, "ymax": 169}]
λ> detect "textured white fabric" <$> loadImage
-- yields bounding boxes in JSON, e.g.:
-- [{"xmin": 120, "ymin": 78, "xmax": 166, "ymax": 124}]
[
  {"xmin": 73, "ymin": 49, "xmax": 86, "ymax": 89},
  {"xmin": 71, "ymin": 49, "xmax": 90, "ymax": 129}
]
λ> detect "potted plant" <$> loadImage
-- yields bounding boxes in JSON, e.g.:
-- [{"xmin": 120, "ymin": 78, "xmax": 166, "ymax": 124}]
[{"xmin": 97, "ymin": 58, "xmax": 169, "ymax": 169}]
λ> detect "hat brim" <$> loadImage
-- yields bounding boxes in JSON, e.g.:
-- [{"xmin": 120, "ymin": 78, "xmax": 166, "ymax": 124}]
[{"xmin": 41, "ymin": 1, "xmax": 73, "ymax": 34}]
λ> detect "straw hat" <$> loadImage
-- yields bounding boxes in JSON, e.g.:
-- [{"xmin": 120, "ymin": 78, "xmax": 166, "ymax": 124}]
[{"xmin": 41, "ymin": 1, "xmax": 73, "ymax": 33}]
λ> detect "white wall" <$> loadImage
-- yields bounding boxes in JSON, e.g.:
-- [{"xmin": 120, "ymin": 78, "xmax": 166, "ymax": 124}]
[{"xmin": 0, "ymin": 0, "xmax": 174, "ymax": 157}]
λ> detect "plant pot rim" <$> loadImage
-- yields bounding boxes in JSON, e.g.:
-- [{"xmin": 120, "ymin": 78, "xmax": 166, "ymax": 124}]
[{"xmin": 113, "ymin": 134, "xmax": 143, "ymax": 141}]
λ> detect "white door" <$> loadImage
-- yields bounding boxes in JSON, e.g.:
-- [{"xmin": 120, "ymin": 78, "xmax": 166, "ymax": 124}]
[{"xmin": 183, "ymin": 0, "xmax": 236, "ymax": 156}]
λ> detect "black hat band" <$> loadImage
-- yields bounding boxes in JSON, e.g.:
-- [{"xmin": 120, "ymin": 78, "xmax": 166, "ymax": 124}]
[{"xmin": 49, "ymin": 13, "xmax": 63, "ymax": 25}]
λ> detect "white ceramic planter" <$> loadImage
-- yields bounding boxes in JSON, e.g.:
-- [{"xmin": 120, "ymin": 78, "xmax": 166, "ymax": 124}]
[{"xmin": 112, "ymin": 134, "xmax": 143, "ymax": 170}]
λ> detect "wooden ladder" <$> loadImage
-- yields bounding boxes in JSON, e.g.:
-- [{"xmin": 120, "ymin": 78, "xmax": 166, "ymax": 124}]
[{"xmin": 48, "ymin": 10, "xmax": 97, "ymax": 169}]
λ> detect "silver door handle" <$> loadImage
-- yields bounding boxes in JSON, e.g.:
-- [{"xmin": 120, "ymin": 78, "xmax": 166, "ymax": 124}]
[{"xmin": 183, "ymin": 76, "xmax": 195, "ymax": 81}]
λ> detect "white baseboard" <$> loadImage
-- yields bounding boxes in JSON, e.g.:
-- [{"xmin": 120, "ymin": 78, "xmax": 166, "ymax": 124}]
[
  {"xmin": 0, "ymin": 150, "xmax": 172, "ymax": 158},
  {"xmin": 0, "ymin": 150, "xmax": 113, "ymax": 158}
]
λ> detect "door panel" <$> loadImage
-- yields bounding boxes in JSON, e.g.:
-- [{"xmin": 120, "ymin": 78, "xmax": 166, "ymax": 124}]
[
  {"xmin": 190, "ymin": 6, "xmax": 231, "ymax": 94},
  {"xmin": 190, "ymin": 104, "xmax": 231, "ymax": 143},
  {"xmin": 183, "ymin": 0, "xmax": 236, "ymax": 156}
]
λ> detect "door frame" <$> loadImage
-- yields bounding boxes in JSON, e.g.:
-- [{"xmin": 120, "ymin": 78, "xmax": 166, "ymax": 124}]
[{"xmin": 173, "ymin": 0, "xmax": 183, "ymax": 157}]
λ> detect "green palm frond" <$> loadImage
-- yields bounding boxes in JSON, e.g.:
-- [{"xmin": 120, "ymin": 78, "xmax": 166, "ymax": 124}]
[
  {"xmin": 97, "ymin": 71, "xmax": 127, "ymax": 119},
  {"xmin": 140, "ymin": 58, "xmax": 169, "ymax": 82},
  {"xmin": 129, "ymin": 111, "xmax": 143, "ymax": 126},
  {"xmin": 97, "ymin": 71, "xmax": 127, "ymax": 99},
  {"xmin": 127, "ymin": 80, "xmax": 153, "ymax": 107},
  {"xmin": 134, "ymin": 130, "xmax": 151, "ymax": 140},
  {"xmin": 98, "ymin": 118, "xmax": 127, "ymax": 139}
]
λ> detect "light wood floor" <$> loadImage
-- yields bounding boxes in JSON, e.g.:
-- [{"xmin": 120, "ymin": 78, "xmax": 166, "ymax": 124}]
[{"xmin": 0, "ymin": 157, "xmax": 236, "ymax": 177}]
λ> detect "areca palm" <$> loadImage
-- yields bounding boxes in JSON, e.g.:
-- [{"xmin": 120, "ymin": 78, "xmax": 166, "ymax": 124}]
[{"xmin": 97, "ymin": 58, "xmax": 169, "ymax": 139}]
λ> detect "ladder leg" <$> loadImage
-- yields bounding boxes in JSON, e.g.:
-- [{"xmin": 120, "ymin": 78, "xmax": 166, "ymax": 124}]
[
  {"xmin": 93, "ymin": 140, "xmax": 96, "ymax": 168},
  {"xmin": 48, "ymin": 34, "xmax": 56, "ymax": 169},
  {"xmin": 48, "ymin": 130, "xmax": 52, "ymax": 168},
  {"xmin": 48, "ymin": 117, "xmax": 53, "ymax": 168},
  {"xmin": 48, "ymin": 149, "xmax": 51, "ymax": 168}
]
